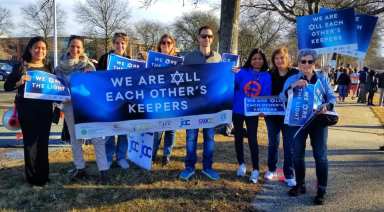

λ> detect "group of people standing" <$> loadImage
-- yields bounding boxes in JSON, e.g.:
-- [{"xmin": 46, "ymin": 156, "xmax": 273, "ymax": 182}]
[
  {"xmin": 331, "ymin": 65, "xmax": 384, "ymax": 106},
  {"xmin": 4, "ymin": 25, "xmax": 336, "ymax": 205}
]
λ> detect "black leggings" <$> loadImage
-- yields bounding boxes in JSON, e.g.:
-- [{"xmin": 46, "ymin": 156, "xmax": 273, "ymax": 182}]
[
  {"xmin": 233, "ymin": 113, "xmax": 259, "ymax": 170},
  {"xmin": 17, "ymin": 99, "xmax": 52, "ymax": 186}
]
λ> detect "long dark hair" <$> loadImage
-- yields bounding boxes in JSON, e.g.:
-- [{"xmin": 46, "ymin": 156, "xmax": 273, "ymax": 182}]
[
  {"xmin": 22, "ymin": 36, "xmax": 48, "ymax": 63},
  {"xmin": 243, "ymin": 48, "xmax": 269, "ymax": 71}
]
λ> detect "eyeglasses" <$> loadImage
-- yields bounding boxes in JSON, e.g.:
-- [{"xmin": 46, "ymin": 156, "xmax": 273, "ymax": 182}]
[
  {"xmin": 300, "ymin": 60, "xmax": 314, "ymax": 65},
  {"xmin": 200, "ymin": 34, "xmax": 214, "ymax": 39},
  {"xmin": 161, "ymin": 41, "xmax": 172, "ymax": 45}
]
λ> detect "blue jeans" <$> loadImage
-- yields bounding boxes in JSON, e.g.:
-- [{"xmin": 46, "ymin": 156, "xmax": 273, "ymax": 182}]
[
  {"xmin": 265, "ymin": 116, "xmax": 295, "ymax": 179},
  {"xmin": 152, "ymin": 130, "xmax": 175, "ymax": 158},
  {"xmin": 105, "ymin": 135, "xmax": 128, "ymax": 162},
  {"xmin": 185, "ymin": 128, "xmax": 215, "ymax": 170},
  {"xmin": 291, "ymin": 124, "xmax": 328, "ymax": 192}
]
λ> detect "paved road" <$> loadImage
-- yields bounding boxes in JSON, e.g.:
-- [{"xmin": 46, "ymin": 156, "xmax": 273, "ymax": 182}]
[{"xmin": 252, "ymin": 103, "xmax": 384, "ymax": 211}]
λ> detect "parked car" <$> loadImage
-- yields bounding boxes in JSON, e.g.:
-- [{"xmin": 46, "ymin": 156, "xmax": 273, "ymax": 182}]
[{"xmin": 0, "ymin": 63, "xmax": 13, "ymax": 81}]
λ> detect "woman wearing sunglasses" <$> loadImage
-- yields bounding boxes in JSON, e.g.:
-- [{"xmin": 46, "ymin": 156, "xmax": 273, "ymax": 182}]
[
  {"xmin": 280, "ymin": 49, "xmax": 336, "ymax": 205},
  {"xmin": 152, "ymin": 34, "xmax": 178, "ymax": 166}
]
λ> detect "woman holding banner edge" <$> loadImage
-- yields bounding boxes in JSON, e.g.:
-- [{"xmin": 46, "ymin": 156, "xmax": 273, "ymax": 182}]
[
  {"xmin": 55, "ymin": 35, "xmax": 109, "ymax": 183},
  {"xmin": 233, "ymin": 48, "xmax": 271, "ymax": 183},
  {"xmin": 152, "ymin": 34, "xmax": 178, "ymax": 166},
  {"xmin": 264, "ymin": 47, "xmax": 298, "ymax": 187},
  {"xmin": 280, "ymin": 49, "xmax": 336, "ymax": 205},
  {"xmin": 4, "ymin": 37, "xmax": 53, "ymax": 187},
  {"xmin": 97, "ymin": 32, "xmax": 131, "ymax": 170}
]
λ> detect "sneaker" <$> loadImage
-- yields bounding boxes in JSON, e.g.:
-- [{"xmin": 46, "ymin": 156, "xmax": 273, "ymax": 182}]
[
  {"xmin": 236, "ymin": 164, "xmax": 246, "ymax": 177},
  {"xmin": 264, "ymin": 170, "xmax": 277, "ymax": 181},
  {"xmin": 117, "ymin": 159, "xmax": 129, "ymax": 170},
  {"xmin": 202, "ymin": 168, "xmax": 220, "ymax": 181},
  {"xmin": 179, "ymin": 167, "xmax": 195, "ymax": 181},
  {"xmin": 70, "ymin": 168, "xmax": 88, "ymax": 181},
  {"xmin": 288, "ymin": 185, "xmax": 306, "ymax": 196},
  {"xmin": 161, "ymin": 156, "xmax": 170, "ymax": 166},
  {"xmin": 285, "ymin": 178, "xmax": 297, "ymax": 187},
  {"xmin": 249, "ymin": 170, "xmax": 259, "ymax": 184}
]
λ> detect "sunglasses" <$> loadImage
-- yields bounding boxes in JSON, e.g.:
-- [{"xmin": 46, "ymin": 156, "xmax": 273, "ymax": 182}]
[
  {"xmin": 200, "ymin": 34, "xmax": 213, "ymax": 39},
  {"xmin": 161, "ymin": 41, "xmax": 172, "ymax": 45},
  {"xmin": 300, "ymin": 60, "xmax": 314, "ymax": 65}
]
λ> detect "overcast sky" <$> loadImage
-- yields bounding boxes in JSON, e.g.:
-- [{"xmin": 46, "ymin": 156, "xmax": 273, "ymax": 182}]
[{"xmin": 2, "ymin": 0, "xmax": 219, "ymax": 36}]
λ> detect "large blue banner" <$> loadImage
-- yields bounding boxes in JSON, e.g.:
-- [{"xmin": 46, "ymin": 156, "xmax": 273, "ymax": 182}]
[
  {"xmin": 284, "ymin": 80, "xmax": 324, "ymax": 126},
  {"xmin": 296, "ymin": 8, "xmax": 357, "ymax": 54},
  {"xmin": 244, "ymin": 96, "xmax": 285, "ymax": 116},
  {"xmin": 107, "ymin": 53, "xmax": 145, "ymax": 70},
  {"xmin": 24, "ymin": 70, "xmax": 70, "ymax": 101},
  {"xmin": 146, "ymin": 51, "xmax": 184, "ymax": 68},
  {"xmin": 319, "ymin": 8, "xmax": 378, "ymax": 59},
  {"xmin": 70, "ymin": 62, "xmax": 234, "ymax": 139}
]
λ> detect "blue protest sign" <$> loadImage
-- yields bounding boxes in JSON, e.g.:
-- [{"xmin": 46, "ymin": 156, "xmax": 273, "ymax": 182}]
[
  {"xmin": 222, "ymin": 53, "xmax": 240, "ymax": 67},
  {"xmin": 319, "ymin": 8, "xmax": 378, "ymax": 59},
  {"xmin": 244, "ymin": 96, "xmax": 285, "ymax": 116},
  {"xmin": 296, "ymin": 8, "xmax": 357, "ymax": 54},
  {"xmin": 127, "ymin": 132, "xmax": 154, "ymax": 170},
  {"xmin": 24, "ymin": 70, "xmax": 70, "ymax": 101},
  {"xmin": 284, "ymin": 80, "xmax": 325, "ymax": 126},
  {"xmin": 70, "ymin": 62, "xmax": 233, "ymax": 139},
  {"xmin": 107, "ymin": 53, "xmax": 145, "ymax": 70},
  {"xmin": 146, "ymin": 50, "xmax": 184, "ymax": 68}
]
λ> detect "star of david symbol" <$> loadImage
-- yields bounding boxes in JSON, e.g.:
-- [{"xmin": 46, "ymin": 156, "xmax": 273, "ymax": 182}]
[{"xmin": 170, "ymin": 70, "xmax": 184, "ymax": 86}]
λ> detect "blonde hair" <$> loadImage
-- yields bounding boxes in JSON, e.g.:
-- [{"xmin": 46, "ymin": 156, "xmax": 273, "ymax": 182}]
[
  {"xmin": 271, "ymin": 47, "xmax": 291, "ymax": 70},
  {"xmin": 156, "ymin": 34, "xmax": 177, "ymax": 56}
]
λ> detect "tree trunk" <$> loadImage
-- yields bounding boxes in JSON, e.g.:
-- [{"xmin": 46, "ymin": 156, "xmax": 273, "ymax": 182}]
[{"xmin": 219, "ymin": 0, "xmax": 240, "ymax": 54}]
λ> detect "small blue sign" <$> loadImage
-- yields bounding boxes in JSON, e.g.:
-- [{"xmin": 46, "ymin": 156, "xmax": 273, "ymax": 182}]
[
  {"xmin": 244, "ymin": 96, "xmax": 285, "ymax": 116},
  {"xmin": 319, "ymin": 8, "xmax": 378, "ymax": 59},
  {"xmin": 24, "ymin": 70, "xmax": 70, "ymax": 101},
  {"xmin": 107, "ymin": 53, "xmax": 145, "ymax": 70},
  {"xmin": 296, "ymin": 8, "xmax": 357, "ymax": 54},
  {"xmin": 222, "ymin": 53, "xmax": 240, "ymax": 67},
  {"xmin": 146, "ymin": 51, "xmax": 184, "ymax": 68}
]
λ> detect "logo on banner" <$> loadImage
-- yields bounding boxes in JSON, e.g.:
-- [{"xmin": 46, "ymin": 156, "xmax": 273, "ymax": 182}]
[
  {"xmin": 179, "ymin": 119, "xmax": 191, "ymax": 127},
  {"xmin": 158, "ymin": 120, "xmax": 172, "ymax": 127},
  {"xmin": 198, "ymin": 118, "xmax": 214, "ymax": 125},
  {"xmin": 244, "ymin": 81, "xmax": 262, "ymax": 97}
]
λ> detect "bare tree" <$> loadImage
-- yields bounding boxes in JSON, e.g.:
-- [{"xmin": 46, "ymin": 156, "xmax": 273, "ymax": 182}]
[
  {"xmin": 173, "ymin": 11, "xmax": 219, "ymax": 51},
  {"xmin": 238, "ymin": 11, "xmax": 289, "ymax": 63},
  {"xmin": 21, "ymin": 0, "xmax": 66, "ymax": 40},
  {"xmin": 0, "ymin": 7, "xmax": 13, "ymax": 36},
  {"xmin": 134, "ymin": 20, "xmax": 168, "ymax": 51},
  {"xmin": 76, "ymin": 0, "xmax": 131, "ymax": 53},
  {"xmin": 241, "ymin": 0, "xmax": 384, "ymax": 23}
]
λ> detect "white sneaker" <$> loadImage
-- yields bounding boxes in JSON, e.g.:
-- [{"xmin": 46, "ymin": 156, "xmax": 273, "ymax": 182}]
[
  {"xmin": 264, "ymin": 170, "xmax": 277, "ymax": 181},
  {"xmin": 236, "ymin": 164, "xmax": 246, "ymax": 177},
  {"xmin": 117, "ymin": 159, "xmax": 129, "ymax": 170},
  {"xmin": 249, "ymin": 170, "xmax": 259, "ymax": 184},
  {"xmin": 285, "ymin": 178, "xmax": 297, "ymax": 187}
]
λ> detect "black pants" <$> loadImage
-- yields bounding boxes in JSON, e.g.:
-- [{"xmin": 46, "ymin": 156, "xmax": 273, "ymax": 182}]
[
  {"xmin": 233, "ymin": 113, "xmax": 259, "ymax": 170},
  {"xmin": 367, "ymin": 90, "xmax": 375, "ymax": 105},
  {"xmin": 16, "ymin": 99, "xmax": 52, "ymax": 186}
]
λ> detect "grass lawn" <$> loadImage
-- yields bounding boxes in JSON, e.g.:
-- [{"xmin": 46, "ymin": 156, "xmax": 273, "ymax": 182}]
[{"xmin": 0, "ymin": 122, "xmax": 269, "ymax": 211}]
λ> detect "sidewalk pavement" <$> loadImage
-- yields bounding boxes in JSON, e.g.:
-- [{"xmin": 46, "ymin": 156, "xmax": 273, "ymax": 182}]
[{"xmin": 252, "ymin": 102, "xmax": 384, "ymax": 211}]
